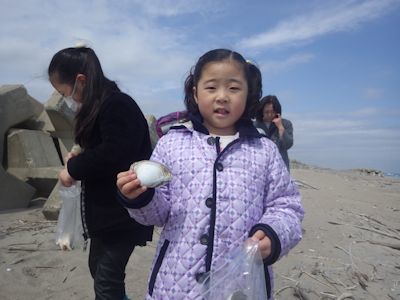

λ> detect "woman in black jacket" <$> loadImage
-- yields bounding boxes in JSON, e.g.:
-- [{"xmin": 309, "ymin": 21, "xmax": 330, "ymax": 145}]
[{"xmin": 48, "ymin": 46, "xmax": 153, "ymax": 300}]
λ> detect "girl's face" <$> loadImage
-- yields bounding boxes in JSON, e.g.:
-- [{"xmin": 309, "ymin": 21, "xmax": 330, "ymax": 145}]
[
  {"xmin": 193, "ymin": 60, "xmax": 248, "ymax": 136},
  {"xmin": 49, "ymin": 72, "xmax": 84, "ymax": 103}
]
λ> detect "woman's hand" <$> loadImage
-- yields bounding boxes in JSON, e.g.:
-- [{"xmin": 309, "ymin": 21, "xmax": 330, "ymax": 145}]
[
  {"xmin": 117, "ymin": 170, "xmax": 147, "ymax": 200},
  {"xmin": 250, "ymin": 230, "xmax": 271, "ymax": 259},
  {"xmin": 64, "ymin": 152, "xmax": 74, "ymax": 163},
  {"xmin": 59, "ymin": 168, "xmax": 75, "ymax": 187},
  {"xmin": 272, "ymin": 114, "xmax": 285, "ymax": 138}
]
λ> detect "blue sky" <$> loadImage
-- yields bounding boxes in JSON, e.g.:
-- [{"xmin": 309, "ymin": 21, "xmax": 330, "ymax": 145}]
[{"xmin": 1, "ymin": 0, "xmax": 400, "ymax": 173}]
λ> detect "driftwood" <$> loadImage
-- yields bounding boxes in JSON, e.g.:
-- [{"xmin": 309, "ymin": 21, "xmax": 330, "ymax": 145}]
[
  {"xmin": 356, "ymin": 239, "xmax": 400, "ymax": 251},
  {"xmin": 294, "ymin": 179, "xmax": 319, "ymax": 190},
  {"xmin": 328, "ymin": 221, "xmax": 400, "ymax": 241}
]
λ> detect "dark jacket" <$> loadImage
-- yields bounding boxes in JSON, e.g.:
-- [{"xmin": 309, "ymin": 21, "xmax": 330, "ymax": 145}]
[
  {"xmin": 67, "ymin": 91, "xmax": 153, "ymax": 242},
  {"xmin": 254, "ymin": 118, "xmax": 293, "ymax": 171}
]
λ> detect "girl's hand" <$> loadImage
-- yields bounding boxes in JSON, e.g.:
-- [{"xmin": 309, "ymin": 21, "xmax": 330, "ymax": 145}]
[
  {"xmin": 250, "ymin": 230, "xmax": 272, "ymax": 259},
  {"xmin": 59, "ymin": 168, "xmax": 75, "ymax": 187},
  {"xmin": 116, "ymin": 170, "xmax": 147, "ymax": 200}
]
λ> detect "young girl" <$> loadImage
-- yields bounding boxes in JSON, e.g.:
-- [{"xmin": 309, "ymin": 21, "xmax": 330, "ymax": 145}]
[
  {"xmin": 117, "ymin": 49, "xmax": 304, "ymax": 299},
  {"xmin": 48, "ymin": 46, "xmax": 153, "ymax": 300}
]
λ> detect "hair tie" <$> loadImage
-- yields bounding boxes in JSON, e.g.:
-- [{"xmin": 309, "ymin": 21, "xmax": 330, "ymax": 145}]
[{"xmin": 74, "ymin": 39, "xmax": 90, "ymax": 48}]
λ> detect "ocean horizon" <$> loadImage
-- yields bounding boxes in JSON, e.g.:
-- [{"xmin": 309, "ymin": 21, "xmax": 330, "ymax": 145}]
[{"xmin": 384, "ymin": 172, "xmax": 400, "ymax": 179}]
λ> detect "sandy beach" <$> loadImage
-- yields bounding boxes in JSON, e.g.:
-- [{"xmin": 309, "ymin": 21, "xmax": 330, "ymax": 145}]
[{"xmin": 1, "ymin": 166, "xmax": 399, "ymax": 300}]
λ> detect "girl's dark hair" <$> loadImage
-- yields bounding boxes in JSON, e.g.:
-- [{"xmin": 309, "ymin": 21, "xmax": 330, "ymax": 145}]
[
  {"xmin": 48, "ymin": 47, "xmax": 119, "ymax": 148},
  {"xmin": 255, "ymin": 95, "xmax": 282, "ymax": 122},
  {"xmin": 184, "ymin": 49, "xmax": 262, "ymax": 120}
]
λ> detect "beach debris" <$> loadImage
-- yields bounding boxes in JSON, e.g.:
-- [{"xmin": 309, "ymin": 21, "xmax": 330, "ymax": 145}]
[
  {"xmin": 356, "ymin": 240, "xmax": 400, "ymax": 251},
  {"xmin": 130, "ymin": 160, "xmax": 172, "ymax": 188},
  {"xmin": 294, "ymin": 179, "xmax": 319, "ymax": 190},
  {"xmin": 336, "ymin": 292, "xmax": 355, "ymax": 300},
  {"xmin": 353, "ymin": 168, "xmax": 384, "ymax": 177},
  {"xmin": 327, "ymin": 221, "xmax": 400, "ymax": 241}
]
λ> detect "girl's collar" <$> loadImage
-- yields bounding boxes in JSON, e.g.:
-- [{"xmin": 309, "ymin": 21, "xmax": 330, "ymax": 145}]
[{"xmin": 188, "ymin": 112, "xmax": 262, "ymax": 138}]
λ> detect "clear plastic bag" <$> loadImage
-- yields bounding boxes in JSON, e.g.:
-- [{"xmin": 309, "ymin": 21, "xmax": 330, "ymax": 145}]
[
  {"xmin": 200, "ymin": 240, "xmax": 267, "ymax": 300},
  {"xmin": 55, "ymin": 182, "xmax": 84, "ymax": 250}
]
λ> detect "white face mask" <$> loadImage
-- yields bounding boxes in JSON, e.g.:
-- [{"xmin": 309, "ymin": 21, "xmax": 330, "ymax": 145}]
[
  {"xmin": 63, "ymin": 95, "xmax": 80, "ymax": 112},
  {"xmin": 62, "ymin": 79, "xmax": 80, "ymax": 112}
]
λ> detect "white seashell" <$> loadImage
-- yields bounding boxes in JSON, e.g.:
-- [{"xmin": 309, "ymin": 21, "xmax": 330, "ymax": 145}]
[
  {"xmin": 130, "ymin": 160, "xmax": 172, "ymax": 188},
  {"xmin": 70, "ymin": 144, "xmax": 82, "ymax": 155}
]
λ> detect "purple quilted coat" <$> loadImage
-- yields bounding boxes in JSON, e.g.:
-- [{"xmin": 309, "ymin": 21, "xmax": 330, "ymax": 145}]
[{"xmin": 123, "ymin": 118, "xmax": 304, "ymax": 299}]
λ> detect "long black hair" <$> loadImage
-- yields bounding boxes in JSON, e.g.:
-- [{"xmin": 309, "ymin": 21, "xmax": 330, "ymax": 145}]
[
  {"xmin": 48, "ymin": 47, "xmax": 119, "ymax": 148},
  {"xmin": 183, "ymin": 49, "xmax": 262, "ymax": 120}
]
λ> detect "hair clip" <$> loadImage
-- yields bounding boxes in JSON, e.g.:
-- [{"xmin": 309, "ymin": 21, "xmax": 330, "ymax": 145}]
[
  {"xmin": 246, "ymin": 59, "xmax": 253, "ymax": 65},
  {"xmin": 74, "ymin": 39, "xmax": 89, "ymax": 48},
  {"xmin": 75, "ymin": 41, "xmax": 87, "ymax": 48}
]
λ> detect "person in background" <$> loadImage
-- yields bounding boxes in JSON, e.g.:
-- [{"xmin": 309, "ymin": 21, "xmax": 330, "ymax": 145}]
[
  {"xmin": 48, "ymin": 45, "xmax": 153, "ymax": 300},
  {"xmin": 254, "ymin": 95, "xmax": 293, "ymax": 171},
  {"xmin": 116, "ymin": 48, "xmax": 304, "ymax": 299}
]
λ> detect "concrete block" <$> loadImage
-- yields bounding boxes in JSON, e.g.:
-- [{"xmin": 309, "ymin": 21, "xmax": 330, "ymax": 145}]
[
  {"xmin": 6, "ymin": 129, "xmax": 63, "ymax": 198},
  {"xmin": 0, "ymin": 172, "xmax": 36, "ymax": 210},
  {"xmin": 145, "ymin": 115, "xmax": 159, "ymax": 149},
  {"xmin": 0, "ymin": 85, "xmax": 38, "ymax": 161},
  {"xmin": 7, "ymin": 129, "xmax": 63, "ymax": 169},
  {"xmin": 0, "ymin": 85, "xmax": 39, "ymax": 210},
  {"xmin": 42, "ymin": 181, "xmax": 62, "ymax": 220},
  {"xmin": 7, "ymin": 167, "xmax": 61, "ymax": 198},
  {"xmin": 21, "ymin": 109, "xmax": 56, "ymax": 132},
  {"xmin": 44, "ymin": 91, "xmax": 75, "ymax": 152}
]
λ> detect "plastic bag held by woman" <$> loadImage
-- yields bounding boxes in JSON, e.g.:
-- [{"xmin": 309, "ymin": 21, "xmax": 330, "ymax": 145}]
[{"xmin": 55, "ymin": 182, "xmax": 84, "ymax": 250}]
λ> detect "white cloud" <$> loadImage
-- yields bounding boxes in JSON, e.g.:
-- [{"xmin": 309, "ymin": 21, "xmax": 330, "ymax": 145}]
[
  {"xmin": 259, "ymin": 53, "xmax": 314, "ymax": 74},
  {"xmin": 238, "ymin": 0, "xmax": 400, "ymax": 50},
  {"xmin": 127, "ymin": 0, "xmax": 222, "ymax": 17},
  {"xmin": 289, "ymin": 109, "xmax": 400, "ymax": 172},
  {"xmin": 363, "ymin": 88, "xmax": 384, "ymax": 100},
  {"xmin": 351, "ymin": 107, "xmax": 380, "ymax": 117},
  {"xmin": 0, "ymin": 1, "xmax": 198, "ymax": 108}
]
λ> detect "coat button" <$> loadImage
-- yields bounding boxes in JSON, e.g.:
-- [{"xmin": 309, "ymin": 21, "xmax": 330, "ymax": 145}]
[
  {"xmin": 200, "ymin": 234, "xmax": 209, "ymax": 245},
  {"xmin": 216, "ymin": 163, "xmax": 223, "ymax": 171},
  {"xmin": 205, "ymin": 197, "xmax": 213, "ymax": 208},
  {"xmin": 195, "ymin": 272, "xmax": 207, "ymax": 283},
  {"xmin": 207, "ymin": 137, "xmax": 215, "ymax": 145}
]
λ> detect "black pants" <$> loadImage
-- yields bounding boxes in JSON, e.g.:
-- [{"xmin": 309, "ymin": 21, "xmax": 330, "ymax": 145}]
[{"xmin": 89, "ymin": 233, "xmax": 136, "ymax": 300}]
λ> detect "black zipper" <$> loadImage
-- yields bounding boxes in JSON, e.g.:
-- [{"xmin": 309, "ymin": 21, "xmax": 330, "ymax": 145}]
[
  {"xmin": 205, "ymin": 137, "xmax": 241, "ymax": 272},
  {"xmin": 80, "ymin": 181, "xmax": 89, "ymax": 250}
]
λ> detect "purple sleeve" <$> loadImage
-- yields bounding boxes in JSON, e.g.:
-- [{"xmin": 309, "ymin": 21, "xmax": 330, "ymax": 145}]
[
  {"xmin": 259, "ymin": 142, "xmax": 304, "ymax": 258},
  {"xmin": 125, "ymin": 136, "xmax": 172, "ymax": 227}
]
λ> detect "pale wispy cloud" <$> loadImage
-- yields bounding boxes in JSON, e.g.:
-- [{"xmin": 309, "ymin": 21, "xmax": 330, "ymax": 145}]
[
  {"xmin": 128, "ymin": 0, "xmax": 222, "ymax": 17},
  {"xmin": 290, "ymin": 110, "xmax": 400, "ymax": 171},
  {"xmin": 351, "ymin": 107, "xmax": 381, "ymax": 117},
  {"xmin": 238, "ymin": 0, "xmax": 400, "ymax": 50},
  {"xmin": 260, "ymin": 53, "xmax": 314, "ymax": 74},
  {"xmin": 363, "ymin": 88, "xmax": 384, "ymax": 100},
  {"xmin": 0, "ymin": 0, "xmax": 197, "ymax": 106}
]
